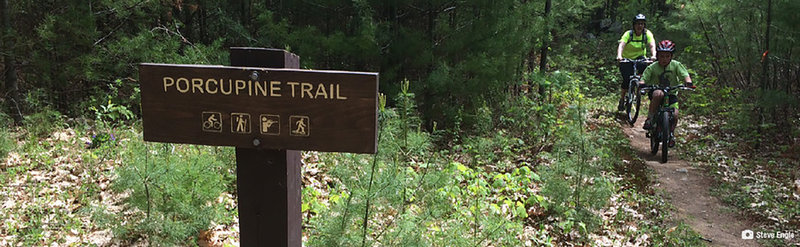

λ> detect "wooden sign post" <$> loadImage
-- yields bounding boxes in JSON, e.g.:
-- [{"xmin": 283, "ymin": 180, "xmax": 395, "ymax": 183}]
[{"xmin": 139, "ymin": 47, "xmax": 378, "ymax": 246}]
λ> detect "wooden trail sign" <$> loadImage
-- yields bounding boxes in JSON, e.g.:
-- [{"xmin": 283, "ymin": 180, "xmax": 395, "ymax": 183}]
[
  {"xmin": 139, "ymin": 61, "xmax": 378, "ymax": 153},
  {"xmin": 139, "ymin": 47, "xmax": 379, "ymax": 247}
]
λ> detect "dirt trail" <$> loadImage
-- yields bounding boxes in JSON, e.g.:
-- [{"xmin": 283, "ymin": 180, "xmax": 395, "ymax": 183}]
[{"xmin": 622, "ymin": 117, "xmax": 760, "ymax": 247}]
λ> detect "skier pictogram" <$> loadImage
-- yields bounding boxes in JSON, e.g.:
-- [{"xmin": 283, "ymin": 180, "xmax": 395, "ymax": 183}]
[{"xmin": 289, "ymin": 116, "xmax": 310, "ymax": 136}]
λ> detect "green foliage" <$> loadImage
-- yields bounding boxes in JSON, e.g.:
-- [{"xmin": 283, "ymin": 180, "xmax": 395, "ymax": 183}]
[
  {"xmin": 682, "ymin": 83, "xmax": 734, "ymax": 117},
  {"xmin": 499, "ymin": 71, "xmax": 582, "ymax": 152},
  {"xmin": 306, "ymin": 81, "xmax": 528, "ymax": 246},
  {"xmin": 540, "ymin": 99, "xmax": 613, "ymax": 240},
  {"xmin": 652, "ymin": 223, "xmax": 708, "ymax": 247},
  {"xmin": 85, "ymin": 79, "xmax": 136, "ymax": 148},
  {"xmin": 21, "ymin": 108, "xmax": 63, "ymax": 139},
  {"xmin": 682, "ymin": 82, "xmax": 800, "ymax": 148},
  {"xmin": 6, "ymin": 0, "xmax": 798, "ymax": 246},
  {"xmin": 246, "ymin": 0, "xmax": 556, "ymax": 134},
  {"xmin": 458, "ymin": 130, "xmax": 523, "ymax": 169},
  {"xmin": 110, "ymin": 142, "xmax": 234, "ymax": 245},
  {"xmin": 705, "ymin": 89, "xmax": 799, "ymax": 146},
  {"xmin": 396, "ymin": 79, "xmax": 421, "ymax": 148},
  {"xmin": 0, "ymin": 112, "xmax": 12, "ymax": 160},
  {"xmin": 673, "ymin": 0, "xmax": 800, "ymax": 146},
  {"xmin": 415, "ymin": 0, "xmax": 541, "ymax": 133},
  {"xmin": 91, "ymin": 98, "xmax": 134, "ymax": 127},
  {"xmin": 0, "ymin": 130, "xmax": 11, "ymax": 161},
  {"xmin": 3, "ymin": 0, "xmax": 231, "ymax": 117},
  {"xmin": 499, "ymin": 94, "xmax": 556, "ymax": 147},
  {"xmin": 92, "ymin": 25, "xmax": 227, "ymax": 116}
]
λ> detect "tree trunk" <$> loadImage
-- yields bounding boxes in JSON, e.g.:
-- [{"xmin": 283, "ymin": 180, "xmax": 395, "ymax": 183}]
[
  {"xmin": 538, "ymin": 0, "xmax": 551, "ymax": 97},
  {"xmin": 607, "ymin": 0, "xmax": 619, "ymax": 20},
  {"xmin": 241, "ymin": 0, "xmax": 250, "ymax": 29},
  {"xmin": 761, "ymin": 0, "xmax": 772, "ymax": 91},
  {"xmin": 199, "ymin": 2, "xmax": 206, "ymax": 43},
  {"xmin": 183, "ymin": 6, "xmax": 194, "ymax": 44},
  {"xmin": 713, "ymin": 18, "xmax": 745, "ymax": 86},
  {"xmin": 1, "ymin": 0, "xmax": 21, "ymax": 124},
  {"xmin": 755, "ymin": 0, "xmax": 773, "ymax": 150},
  {"xmin": 652, "ymin": 0, "xmax": 668, "ymax": 15},
  {"xmin": 689, "ymin": 0, "xmax": 723, "ymax": 85}
]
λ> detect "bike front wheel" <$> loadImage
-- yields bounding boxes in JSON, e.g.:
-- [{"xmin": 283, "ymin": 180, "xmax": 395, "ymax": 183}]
[
  {"xmin": 626, "ymin": 81, "xmax": 641, "ymax": 126},
  {"xmin": 650, "ymin": 126, "xmax": 659, "ymax": 155},
  {"xmin": 661, "ymin": 113, "xmax": 670, "ymax": 163}
]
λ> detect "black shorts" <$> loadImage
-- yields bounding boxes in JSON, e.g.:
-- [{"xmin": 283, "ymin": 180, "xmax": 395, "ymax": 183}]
[{"xmin": 618, "ymin": 57, "xmax": 649, "ymax": 89}]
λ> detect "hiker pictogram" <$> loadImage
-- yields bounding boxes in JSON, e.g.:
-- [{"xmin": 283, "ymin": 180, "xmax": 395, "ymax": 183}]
[{"xmin": 231, "ymin": 113, "xmax": 251, "ymax": 134}]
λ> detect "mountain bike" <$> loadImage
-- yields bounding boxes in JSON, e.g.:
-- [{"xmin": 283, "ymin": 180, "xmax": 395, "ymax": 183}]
[
  {"xmin": 620, "ymin": 58, "xmax": 652, "ymax": 126},
  {"xmin": 640, "ymin": 84, "xmax": 695, "ymax": 163}
]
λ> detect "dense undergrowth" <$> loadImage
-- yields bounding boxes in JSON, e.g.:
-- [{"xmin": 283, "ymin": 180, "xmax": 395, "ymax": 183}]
[
  {"xmin": 0, "ymin": 70, "xmax": 709, "ymax": 246},
  {"xmin": 299, "ymin": 75, "xmax": 705, "ymax": 246},
  {"xmin": 3, "ymin": 76, "xmax": 795, "ymax": 247}
]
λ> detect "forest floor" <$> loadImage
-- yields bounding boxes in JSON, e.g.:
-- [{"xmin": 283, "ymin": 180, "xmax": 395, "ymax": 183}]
[{"xmin": 621, "ymin": 116, "xmax": 761, "ymax": 247}]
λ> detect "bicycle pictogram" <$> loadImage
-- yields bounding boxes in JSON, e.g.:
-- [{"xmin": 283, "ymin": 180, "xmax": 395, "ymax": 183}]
[{"xmin": 202, "ymin": 112, "xmax": 223, "ymax": 132}]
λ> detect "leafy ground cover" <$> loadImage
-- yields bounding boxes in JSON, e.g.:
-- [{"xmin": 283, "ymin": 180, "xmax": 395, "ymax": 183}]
[
  {"xmin": 0, "ymin": 117, "xmax": 240, "ymax": 246},
  {"xmin": 679, "ymin": 87, "xmax": 800, "ymax": 246}
]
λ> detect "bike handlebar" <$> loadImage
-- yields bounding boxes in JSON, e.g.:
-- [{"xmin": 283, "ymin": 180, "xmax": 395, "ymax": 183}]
[
  {"xmin": 640, "ymin": 84, "xmax": 696, "ymax": 92},
  {"xmin": 619, "ymin": 58, "xmax": 654, "ymax": 64}
]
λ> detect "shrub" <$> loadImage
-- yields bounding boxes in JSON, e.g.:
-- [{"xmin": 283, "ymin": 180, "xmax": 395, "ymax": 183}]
[
  {"xmin": 540, "ymin": 101, "xmax": 613, "ymax": 239},
  {"xmin": 0, "ymin": 129, "xmax": 12, "ymax": 161},
  {"xmin": 306, "ymin": 80, "xmax": 524, "ymax": 246},
  {"xmin": 111, "ymin": 141, "xmax": 233, "ymax": 245},
  {"xmin": 0, "ymin": 112, "xmax": 11, "ymax": 160},
  {"xmin": 22, "ymin": 108, "xmax": 64, "ymax": 139}
]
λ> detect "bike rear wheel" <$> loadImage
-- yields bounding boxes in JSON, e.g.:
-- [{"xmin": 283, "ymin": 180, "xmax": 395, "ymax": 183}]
[
  {"xmin": 661, "ymin": 113, "xmax": 670, "ymax": 163},
  {"xmin": 631, "ymin": 85, "xmax": 642, "ymax": 126}
]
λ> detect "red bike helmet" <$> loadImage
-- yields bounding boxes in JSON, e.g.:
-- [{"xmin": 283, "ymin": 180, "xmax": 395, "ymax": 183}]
[{"xmin": 657, "ymin": 40, "xmax": 676, "ymax": 53}]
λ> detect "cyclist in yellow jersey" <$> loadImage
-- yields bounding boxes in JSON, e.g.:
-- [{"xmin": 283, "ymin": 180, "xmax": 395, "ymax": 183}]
[
  {"xmin": 616, "ymin": 14, "xmax": 657, "ymax": 111},
  {"xmin": 639, "ymin": 40, "xmax": 694, "ymax": 146}
]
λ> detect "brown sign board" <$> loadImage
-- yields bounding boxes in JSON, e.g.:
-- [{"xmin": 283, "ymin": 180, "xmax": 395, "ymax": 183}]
[{"xmin": 139, "ymin": 63, "xmax": 378, "ymax": 154}]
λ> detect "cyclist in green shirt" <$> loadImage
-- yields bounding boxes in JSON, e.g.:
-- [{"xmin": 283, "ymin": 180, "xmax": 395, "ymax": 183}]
[
  {"xmin": 616, "ymin": 13, "xmax": 657, "ymax": 111},
  {"xmin": 639, "ymin": 40, "xmax": 694, "ymax": 146}
]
